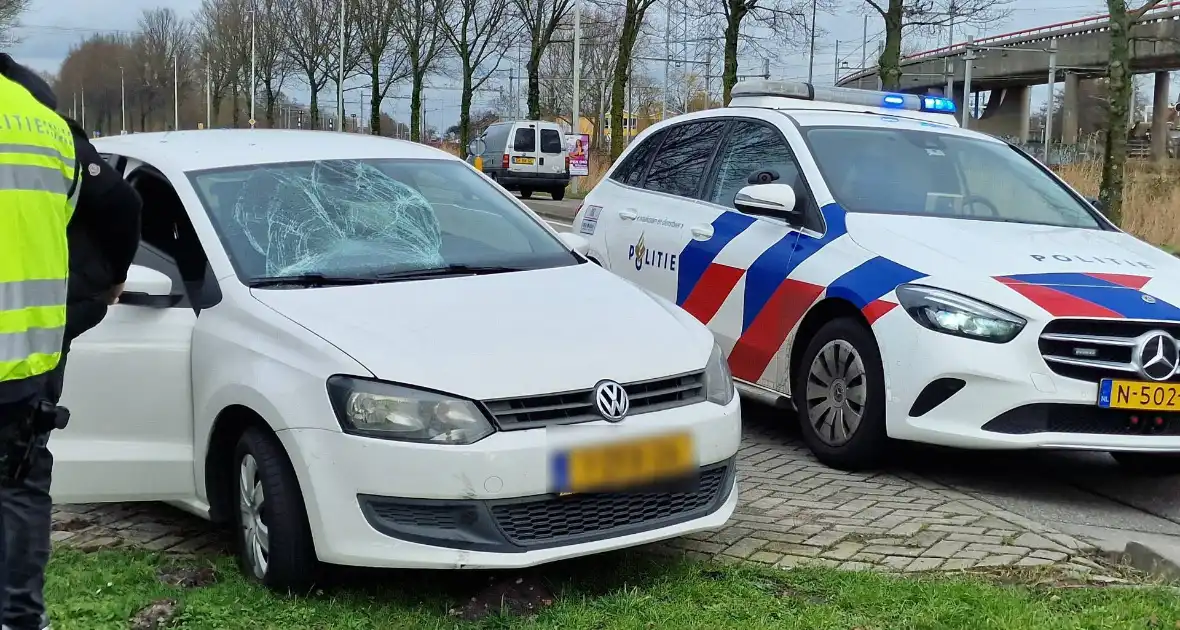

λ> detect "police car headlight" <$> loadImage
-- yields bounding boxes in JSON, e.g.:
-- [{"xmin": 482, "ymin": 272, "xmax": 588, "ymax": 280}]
[
  {"xmin": 895, "ymin": 284, "xmax": 1025, "ymax": 344},
  {"xmin": 326, "ymin": 376, "xmax": 495, "ymax": 445},
  {"xmin": 704, "ymin": 342, "xmax": 735, "ymax": 405}
]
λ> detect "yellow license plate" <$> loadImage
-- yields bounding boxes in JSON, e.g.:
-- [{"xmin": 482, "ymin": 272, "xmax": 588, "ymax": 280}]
[
  {"xmin": 1098, "ymin": 379, "xmax": 1180, "ymax": 410},
  {"xmin": 554, "ymin": 433, "xmax": 694, "ymax": 494},
  {"xmin": 512, "ymin": 156, "xmax": 535, "ymax": 164}
]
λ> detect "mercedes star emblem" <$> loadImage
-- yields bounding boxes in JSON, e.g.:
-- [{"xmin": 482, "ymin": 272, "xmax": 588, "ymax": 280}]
[
  {"xmin": 1135, "ymin": 331, "xmax": 1179, "ymax": 382},
  {"xmin": 593, "ymin": 380, "xmax": 630, "ymax": 422}
]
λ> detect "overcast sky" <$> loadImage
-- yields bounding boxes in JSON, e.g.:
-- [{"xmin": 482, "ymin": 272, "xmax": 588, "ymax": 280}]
[{"xmin": 6, "ymin": 0, "xmax": 1146, "ymax": 128}]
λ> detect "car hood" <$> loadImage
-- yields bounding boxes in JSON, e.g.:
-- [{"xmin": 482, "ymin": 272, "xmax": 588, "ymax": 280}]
[
  {"xmin": 250, "ymin": 262, "xmax": 714, "ymax": 400},
  {"xmin": 845, "ymin": 213, "xmax": 1180, "ymax": 320}
]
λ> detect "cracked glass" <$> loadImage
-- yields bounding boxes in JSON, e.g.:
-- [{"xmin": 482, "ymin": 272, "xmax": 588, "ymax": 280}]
[{"xmin": 189, "ymin": 158, "xmax": 575, "ymax": 282}]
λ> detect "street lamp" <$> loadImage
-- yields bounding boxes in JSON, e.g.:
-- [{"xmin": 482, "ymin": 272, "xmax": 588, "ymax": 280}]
[
  {"xmin": 119, "ymin": 66, "xmax": 126, "ymax": 134},
  {"xmin": 249, "ymin": 6, "xmax": 256, "ymax": 126}
]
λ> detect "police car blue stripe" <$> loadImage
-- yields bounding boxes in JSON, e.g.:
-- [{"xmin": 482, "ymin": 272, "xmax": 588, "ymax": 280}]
[
  {"xmin": 1006, "ymin": 273, "xmax": 1180, "ymax": 321},
  {"xmin": 826, "ymin": 257, "xmax": 927, "ymax": 309},
  {"xmin": 676, "ymin": 211, "xmax": 756, "ymax": 306},
  {"xmin": 740, "ymin": 204, "xmax": 848, "ymax": 332}
]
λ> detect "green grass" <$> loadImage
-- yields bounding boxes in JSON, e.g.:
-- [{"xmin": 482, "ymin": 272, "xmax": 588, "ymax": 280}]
[{"xmin": 44, "ymin": 546, "xmax": 1180, "ymax": 629}]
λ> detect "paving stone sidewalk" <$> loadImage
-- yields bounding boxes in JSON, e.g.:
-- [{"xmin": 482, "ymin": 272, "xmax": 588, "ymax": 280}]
[{"xmin": 50, "ymin": 417, "xmax": 1109, "ymax": 576}]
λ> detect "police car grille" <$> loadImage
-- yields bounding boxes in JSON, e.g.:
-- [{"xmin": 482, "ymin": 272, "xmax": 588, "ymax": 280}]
[
  {"xmin": 482, "ymin": 371, "xmax": 706, "ymax": 430},
  {"xmin": 1038, "ymin": 319, "xmax": 1180, "ymax": 383}
]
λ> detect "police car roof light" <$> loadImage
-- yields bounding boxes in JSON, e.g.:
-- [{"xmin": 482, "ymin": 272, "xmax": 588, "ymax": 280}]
[{"xmin": 730, "ymin": 80, "xmax": 956, "ymax": 114}]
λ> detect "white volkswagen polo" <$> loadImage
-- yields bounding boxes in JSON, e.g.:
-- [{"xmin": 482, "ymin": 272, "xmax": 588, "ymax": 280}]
[{"xmin": 52, "ymin": 130, "xmax": 740, "ymax": 590}]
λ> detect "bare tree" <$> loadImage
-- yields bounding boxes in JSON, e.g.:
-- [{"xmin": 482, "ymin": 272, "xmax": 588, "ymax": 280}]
[
  {"xmin": 862, "ymin": 0, "xmax": 1013, "ymax": 91},
  {"xmin": 279, "ymin": 0, "xmax": 336, "ymax": 127},
  {"xmin": 443, "ymin": 0, "xmax": 512, "ymax": 156},
  {"xmin": 609, "ymin": 0, "xmax": 662, "ymax": 159},
  {"xmin": 391, "ymin": 0, "xmax": 453, "ymax": 141},
  {"xmin": 195, "ymin": 0, "xmax": 243, "ymax": 125},
  {"xmin": 0, "ymin": 0, "xmax": 29, "ymax": 45},
  {"xmin": 353, "ymin": 0, "xmax": 409, "ymax": 135},
  {"xmin": 702, "ymin": 0, "xmax": 812, "ymax": 104},
  {"xmin": 134, "ymin": 8, "xmax": 191, "ymax": 131},
  {"xmin": 515, "ymin": 0, "xmax": 574, "ymax": 119},
  {"xmin": 253, "ymin": 0, "xmax": 292, "ymax": 127},
  {"xmin": 1099, "ymin": 0, "xmax": 1167, "ymax": 224}
]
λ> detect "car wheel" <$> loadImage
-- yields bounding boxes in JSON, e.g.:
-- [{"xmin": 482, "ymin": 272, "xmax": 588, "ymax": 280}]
[
  {"xmin": 551, "ymin": 187, "xmax": 566, "ymax": 201},
  {"xmin": 520, "ymin": 188, "xmax": 533, "ymax": 199},
  {"xmin": 1110, "ymin": 452, "xmax": 1180, "ymax": 476},
  {"xmin": 794, "ymin": 317, "xmax": 889, "ymax": 471},
  {"xmin": 232, "ymin": 425, "xmax": 317, "ymax": 592}
]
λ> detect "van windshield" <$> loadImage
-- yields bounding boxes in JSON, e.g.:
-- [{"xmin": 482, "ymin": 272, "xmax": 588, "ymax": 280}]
[{"xmin": 803, "ymin": 126, "xmax": 1104, "ymax": 229}]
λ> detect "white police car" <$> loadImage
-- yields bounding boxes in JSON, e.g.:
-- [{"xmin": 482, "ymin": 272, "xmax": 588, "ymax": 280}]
[{"xmin": 575, "ymin": 80, "xmax": 1180, "ymax": 473}]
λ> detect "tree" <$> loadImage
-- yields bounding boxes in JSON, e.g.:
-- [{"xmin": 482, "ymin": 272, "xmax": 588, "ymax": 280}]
[
  {"xmin": 0, "ymin": 0, "xmax": 29, "ymax": 45},
  {"xmin": 354, "ymin": 0, "xmax": 409, "ymax": 135},
  {"xmin": 195, "ymin": 0, "xmax": 243, "ymax": 125},
  {"xmin": 391, "ymin": 0, "xmax": 453, "ymax": 142},
  {"xmin": 713, "ymin": 0, "xmax": 811, "ymax": 104},
  {"xmin": 134, "ymin": 8, "xmax": 191, "ymax": 131},
  {"xmin": 863, "ymin": 0, "xmax": 1013, "ymax": 91},
  {"xmin": 278, "ymin": 0, "xmax": 336, "ymax": 128},
  {"xmin": 443, "ymin": 0, "xmax": 511, "ymax": 157},
  {"xmin": 1099, "ymin": 0, "xmax": 1166, "ymax": 225},
  {"xmin": 252, "ymin": 0, "xmax": 292, "ymax": 127},
  {"xmin": 609, "ymin": 0, "xmax": 661, "ymax": 160},
  {"xmin": 55, "ymin": 34, "xmax": 136, "ymax": 134},
  {"xmin": 515, "ymin": 0, "xmax": 574, "ymax": 119}
]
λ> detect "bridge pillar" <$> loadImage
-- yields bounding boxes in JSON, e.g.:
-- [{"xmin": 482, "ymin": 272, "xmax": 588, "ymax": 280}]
[
  {"xmin": 1153, "ymin": 71, "xmax": 1171, "ymax": 162},
  {"xmin": 973, "ymin": 85, "xmax": 1031, "ymax": 142},
  {"xmin": 1062, "ymin": 73, "xmax": 1080, "ymax": 145}
]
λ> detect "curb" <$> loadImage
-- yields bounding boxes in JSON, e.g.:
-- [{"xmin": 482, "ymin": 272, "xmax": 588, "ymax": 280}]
[
  {"xmin": 532, "ymin": 209, "xmax": 576, "ymax": 225},
  {"xmin": 1104, "ymin": 540, "xmax": 1180, "ymax": 581}
]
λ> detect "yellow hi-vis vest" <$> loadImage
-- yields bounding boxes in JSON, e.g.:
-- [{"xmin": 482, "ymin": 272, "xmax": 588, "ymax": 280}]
[{"xmin": 0, "ymin": 75, "xmax": 77, "ymax": 385}]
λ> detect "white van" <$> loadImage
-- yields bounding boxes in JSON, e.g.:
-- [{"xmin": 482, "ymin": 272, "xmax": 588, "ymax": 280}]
[{"xmin": 471, "ymin": 120, "xmax": 571, "ymax": 200}]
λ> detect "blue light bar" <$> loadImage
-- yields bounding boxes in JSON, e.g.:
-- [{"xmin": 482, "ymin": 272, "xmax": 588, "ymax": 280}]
[
  {"xmin": 921, "ymin": 96, "xmax": 957, "ymax": 113},
  {"xmin": 729, "ymin": 80, "xmax": 959, "ymax": 119},
  {"xmin": 882, "ymin": 94, "xmax": 906, "ymax": 108}
]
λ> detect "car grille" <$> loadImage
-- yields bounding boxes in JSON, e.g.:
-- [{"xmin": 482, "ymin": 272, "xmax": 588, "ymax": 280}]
[
  {"xmin": 1038, "ymin": 319, "xmax": 1180, "ymax": 383},
  {"xmin": 482, "ymin": 371, "xmax": 707, "ymax": 430},
  {"xmin": 489, "ymin": 463, "xmax": 731, "ymax": 547}
]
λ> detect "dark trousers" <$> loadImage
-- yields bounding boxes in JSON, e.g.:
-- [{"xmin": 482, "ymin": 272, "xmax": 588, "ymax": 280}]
[{"xmin": 0, "ymin": 354, "xmax": 64, "ymax": 630}]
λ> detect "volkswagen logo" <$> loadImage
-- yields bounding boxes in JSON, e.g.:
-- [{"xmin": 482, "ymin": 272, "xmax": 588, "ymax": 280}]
[
  {"xmin": 593, "ymin": 380, "xmax": 630, "ymax": 422},
  {"xmin": 1135, "ymin": 331, "xmax": 1179, "ymax": 382}
]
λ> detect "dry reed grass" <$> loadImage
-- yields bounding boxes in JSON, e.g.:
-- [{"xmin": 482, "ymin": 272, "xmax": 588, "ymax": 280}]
[{"xmin": 1057, "ymin": 160, "xmax": 1180, "ymax": 251}]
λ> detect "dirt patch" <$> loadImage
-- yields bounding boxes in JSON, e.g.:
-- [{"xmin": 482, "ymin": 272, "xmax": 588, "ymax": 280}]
[
  {"xmin": 449, "ymin": 575, "xmax": 555, "ymax": 622},
  {"xmin": 52, "ymin": 517, "xmax": 95, "ymax": 532},
  {"xmin": 130, "ymin": 599, "xmax": 179, "ymax": 629},
  {"xmin": 157, "ymin": 564, "xmax": 218, "ymax": 588}
]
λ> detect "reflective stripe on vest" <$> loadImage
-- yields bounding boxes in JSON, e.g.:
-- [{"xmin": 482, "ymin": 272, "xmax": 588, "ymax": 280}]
[{"xmin": 0, "ymin": 75, "xmax": 76, "ymax": 384}]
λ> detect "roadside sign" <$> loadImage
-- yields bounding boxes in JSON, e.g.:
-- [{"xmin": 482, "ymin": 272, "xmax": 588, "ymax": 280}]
[{"xmin": 249, "ymin": 118, "xmax": 256, "ymax": 128}]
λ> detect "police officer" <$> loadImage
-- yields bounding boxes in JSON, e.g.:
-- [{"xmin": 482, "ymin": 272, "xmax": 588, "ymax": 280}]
[
  {"xmin": 0, "ymin": 55, "xmax": 141, "ymax": 630},
  {"xmin": 0, "ymin": 57, "xmax": 79, "ymax": 630}
]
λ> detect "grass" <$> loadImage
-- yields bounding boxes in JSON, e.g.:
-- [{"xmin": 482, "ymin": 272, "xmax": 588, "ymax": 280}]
[
  {"xmin": 1056, "ymin": 160, "xmax": 1180, "ymax": 251},
  {"xmin": 44, "ymin": 546, "xmax": 1180, "ymax": 629}
]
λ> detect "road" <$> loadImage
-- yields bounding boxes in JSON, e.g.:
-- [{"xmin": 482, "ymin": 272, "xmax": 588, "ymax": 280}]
[{"xmin": 524, "ymin": 194, "xmax": 1180, "ymax": 559}]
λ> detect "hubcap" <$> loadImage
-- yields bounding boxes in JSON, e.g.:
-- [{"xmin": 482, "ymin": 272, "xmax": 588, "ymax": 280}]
[
  {"xmin": 805, "ymin": 340, "xmax": 867, "ymax": 447},
  {"xmin": 238, "ymin": 454, "xmax": 269, "ymax": 579}
]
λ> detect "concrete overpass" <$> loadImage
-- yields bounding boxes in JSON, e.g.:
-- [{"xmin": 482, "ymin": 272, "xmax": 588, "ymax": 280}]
[{"xmin": 835, "ymin": 2, "xmax": 1180, "ymax": 155}]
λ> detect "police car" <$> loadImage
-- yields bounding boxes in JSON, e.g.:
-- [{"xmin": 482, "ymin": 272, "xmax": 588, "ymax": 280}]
[{"xmin": 575, "ymin": 80, "xmax": 1180, "ymax": 473}]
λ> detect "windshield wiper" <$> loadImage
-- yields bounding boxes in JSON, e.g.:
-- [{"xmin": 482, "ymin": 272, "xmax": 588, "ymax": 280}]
[
  {"xmin": 373, "ymin": 264, "xmax": 525, "ymax": 281},
  {"xmin": 248, "ymin": 273, "xmax": 379, "ymax": 288}
]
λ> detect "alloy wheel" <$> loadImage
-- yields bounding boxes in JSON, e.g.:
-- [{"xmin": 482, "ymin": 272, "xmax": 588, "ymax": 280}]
[
  {"xmin": 805, "ymin": 339, "xmax": 868, "ymax": 447},
  {"xmin": 239, "ymin": 454, "xmax": 270, "ymax": 579}
]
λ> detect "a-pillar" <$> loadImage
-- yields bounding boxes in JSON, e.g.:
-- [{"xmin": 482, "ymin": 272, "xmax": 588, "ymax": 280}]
[
  {"xmin": 1062, "ymin": 72, "xmax": 1080, "ymax": 144},
  {"xmin": 1152, "ymin": 71, "xmax": 1171, "ymax": 162}
]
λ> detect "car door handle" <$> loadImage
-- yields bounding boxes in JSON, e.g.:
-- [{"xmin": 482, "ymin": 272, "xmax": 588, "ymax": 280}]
[
  {"xmin": 618, "ymin": 209, "xmax": 638, "ymax": 220},
  {"xmin": 690, "ymin": 225, "xmax": 714, "ymax": 240}
]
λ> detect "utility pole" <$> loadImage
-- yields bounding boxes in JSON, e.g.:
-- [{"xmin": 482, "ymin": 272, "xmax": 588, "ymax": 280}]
[
  {"xmin": 860, "ymin": 15, "xmax": 868, "ymax": 74},
  {"xmin": 1044, "ymin": 38, "xmax": 1058, "ymax": 163},
  {"xmin": 173, "ymin": 54, "xmax": 179, "ymax": 130},
  {"xmin": 961, "ymin": 36, "xmax": 974, "ymax": 128},
  {"xmin": 833, "ymin": 40, "xmax": 840, "ymax": 84},
  {"xmin": 250, "ymin": 6, "xmax": 256, "ymax": 125},
  {"xmin": 807, "ymin": 0, "xmax": 817, "ymax": 83},
  {"xmin": 80, "ymin": 86, "xmax": 86, "ymax": 131},
  {"xmin": 662, "ymin": 0, "xmax": 670, "ymax": 119},
  {"xmin": 944, "ymin": 2, "xmax": 956, "ymax": 97},
  {"xmin": 337, "ymin": 0, "xmax": 345, "ymax": 132},
  {"xmin": 205, "ymin": 54, "xmax": 211, "ymax": 129},
  {"xmin": 119, "ymin": 66, "xmax": 126, "ymax": 134},
  {"xmin": 572, "ymin": 0, "xmax": 581, "ymax": 134}
]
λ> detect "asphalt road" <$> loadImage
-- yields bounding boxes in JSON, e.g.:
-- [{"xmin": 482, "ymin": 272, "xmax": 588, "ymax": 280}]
[{"xmin": 527, "ymin": 193, "xmax": 1180, "ymax": 556}]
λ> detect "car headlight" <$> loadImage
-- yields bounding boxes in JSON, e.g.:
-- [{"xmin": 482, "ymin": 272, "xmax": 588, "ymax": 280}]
[
  {"xmin": 895, "ymin": 284, "xmax": 1026, "ymax": 344},
  {"xmin": 326, "ymin": 376, "xmax": 495, "ymax": 445},
  {"xmin": 703, "ymin": 342, "xmax": 735, "ymax": 405}
]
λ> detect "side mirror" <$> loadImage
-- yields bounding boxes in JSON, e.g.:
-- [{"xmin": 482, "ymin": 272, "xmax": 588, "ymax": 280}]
[
  {"xmin": 557, "ymin": 231, "xmax": 591, "ymax": 256},
  {"xmin": 734, "ymin": 183, "xmax": 800, "ymax": 222},
  {"xmin": 468, "ymin": 137, "xmax": 487, "ymax": 157},
  {"xmin": 117, "ymin": 264, "xmax": 182, "ymax": 308}
]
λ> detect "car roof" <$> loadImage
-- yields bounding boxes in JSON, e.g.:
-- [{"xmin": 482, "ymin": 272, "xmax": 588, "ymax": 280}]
[{"xmin": 91, "ymin": 129, "xmax": 457, "ymax": 172}]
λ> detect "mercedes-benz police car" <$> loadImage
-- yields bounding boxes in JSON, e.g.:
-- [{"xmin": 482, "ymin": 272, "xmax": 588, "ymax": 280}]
[{"xmin": 574, "ymin": 79, "xmax": 1180, "ymax": 473}]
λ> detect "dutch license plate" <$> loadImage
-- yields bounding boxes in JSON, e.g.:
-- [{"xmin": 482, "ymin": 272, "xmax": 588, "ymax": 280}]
[
  {"xmin": 513, "ymin": 156, "xmax": 535, "ymax": 165},
  {"xmin": 552, "ymin": 433, "xmax": 694, "ymax": 494},
  {"xmin": 1098, "ymin": 378, "xmax": 1180, "ymax": 411}
]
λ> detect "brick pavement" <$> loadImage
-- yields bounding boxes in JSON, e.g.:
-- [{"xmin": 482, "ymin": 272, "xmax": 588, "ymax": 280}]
[{"xmin": 49, "ymin": 415, "xmax": 1109, "ymax": 576}]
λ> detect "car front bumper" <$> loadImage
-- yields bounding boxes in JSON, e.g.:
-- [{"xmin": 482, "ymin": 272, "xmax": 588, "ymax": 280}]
[{"xmin": 276, "ymin": 394, "xmax": 741, "ymax": 568}]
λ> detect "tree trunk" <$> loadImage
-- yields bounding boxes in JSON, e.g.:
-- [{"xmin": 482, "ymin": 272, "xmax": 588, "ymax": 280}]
[
  {"xmin": 1099, "ymin": 0, "xmax": 1132, "ymax": 225},
  {"xmin": 370, "ymin": 69, "xmax": 382, "ymax": 135},
  {"xmin": 264, "ymin": 82, "xmax": 277, "ymax": 127},
  {"xmin": 459, "ymin": 66, "xmax": 473, "ymax": 158},
  {"xmin": 611, "ymin": 6, "xmax": 641, "ymax": 161},
  {"xmin": 879, "ymin": 0, "xmax": 904, "ymax": 91},
  {"xmin": 307, "ymin": 70, "xmax": 320, "ymax": 128},
  {"xmin": 527, "ymin": 45, "xmax": 543, "ymax": 119},
  {"xmin": 411, "ymin": 70, "xmax": 424, "ymax": 142},
  {"xmin": 722, "ymin": 0, "xmax": 743, "ymax": 104}
]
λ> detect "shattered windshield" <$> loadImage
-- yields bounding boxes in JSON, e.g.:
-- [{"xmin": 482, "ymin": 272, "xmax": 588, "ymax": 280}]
[{"xmin": 189, "ymin": 158, "xmax": 576, "ymax": 284}]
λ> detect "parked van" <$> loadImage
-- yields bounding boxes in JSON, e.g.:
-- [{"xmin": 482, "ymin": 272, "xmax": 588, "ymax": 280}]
[{"xmin": 470, "ymin": 120, "xmax": 570, "ymax": 200}]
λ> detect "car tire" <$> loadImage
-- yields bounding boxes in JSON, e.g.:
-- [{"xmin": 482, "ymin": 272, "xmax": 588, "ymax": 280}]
[
  {"xmin": 1110, "ymin": 452, "xmax": 1180, "ymax": 476},
  {"xmin": 519, "ymin": 188, "xmax": 533, "ymax": 199},
  {"xmin": 794, "ymin": 317, "xmax": 889, "ymax": 471},
  {"xmin": 551, "ymin": 187, "xmax": 566, "ymax": 201},
  {"xmin": 231, "ymin": 425, "xmax": 317, "ymax": 592}
]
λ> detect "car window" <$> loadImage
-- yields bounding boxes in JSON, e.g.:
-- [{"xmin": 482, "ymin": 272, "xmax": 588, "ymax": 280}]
[
  {"xmin": 804, "ymin": 126, "xmax": 1103, "ymax": 229},
  {"xmin": 189, "ymin": 158, "xmax": 577, "ymax": 282},
  {"xmin": 643, "ymin": 120, "xmax": 727, "ymax": 198},
  {"xmin": 540, "ymin": 129, "xmax": 563, "ymax": 154},
  {"xmin": 610, "ymin": 128, "xmax": 667, "ymax": 187},
  {"xmin": 708, "ymin": 121, "xmax": 804, "ymax": 208},
  {"xmin": 513, "ymin": 128, "xmax": 536, "ymax": 153}
]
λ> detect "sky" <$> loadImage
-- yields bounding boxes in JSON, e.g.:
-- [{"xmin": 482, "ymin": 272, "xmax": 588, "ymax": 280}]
[{"xmin": 6, "ymin": 0, "xmax": 1160, "ymax": 129}]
